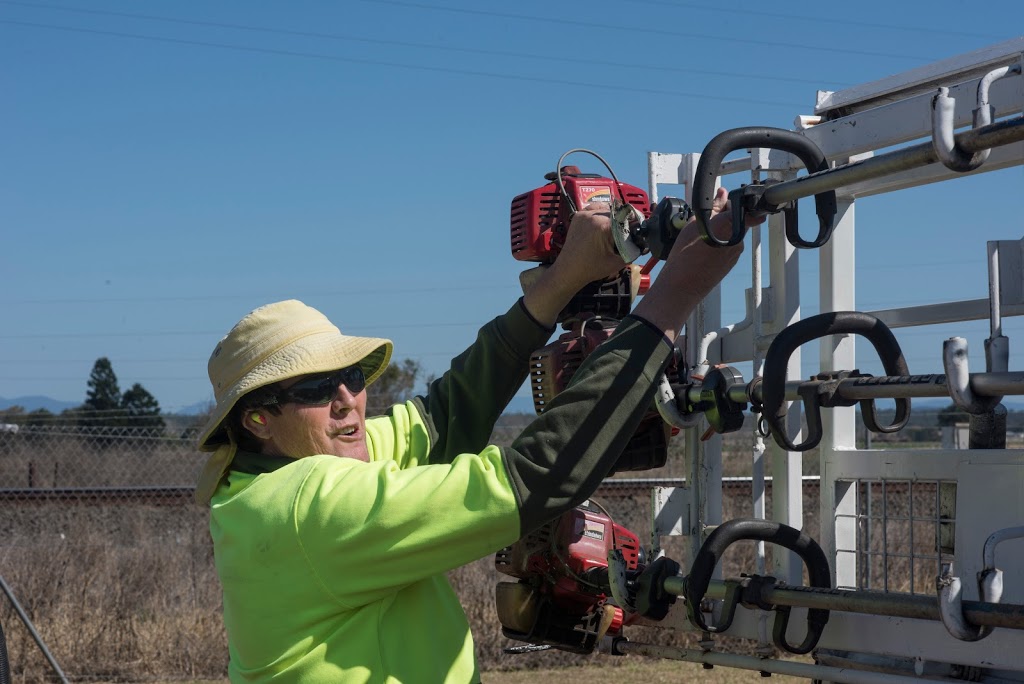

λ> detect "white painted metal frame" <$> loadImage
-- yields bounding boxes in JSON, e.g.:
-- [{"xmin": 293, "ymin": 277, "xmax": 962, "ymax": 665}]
[{"xmin": 647, "ymin": 38, "xmax": 1024, "ymax": 677}]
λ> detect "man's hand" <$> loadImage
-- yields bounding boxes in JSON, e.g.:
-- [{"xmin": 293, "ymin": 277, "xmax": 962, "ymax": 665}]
[
  {"xmin": 632, "ymin": 187, "xmax": 765, "ymax": 341},
  {"xmin": 522, "ymin": 202, "xmax": 625, "ymax": 327},
  {"xmin": 553, "ymin": 202, "xmax": 626, "ymax": 288}
]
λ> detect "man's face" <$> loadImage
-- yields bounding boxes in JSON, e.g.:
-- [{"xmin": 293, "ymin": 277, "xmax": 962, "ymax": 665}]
[{"xmin": 256, "ymin": 372, "xmax": 370, "ymax": 462}]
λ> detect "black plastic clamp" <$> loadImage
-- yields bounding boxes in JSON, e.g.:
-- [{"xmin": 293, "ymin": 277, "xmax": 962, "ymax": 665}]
[{"xmin": 691, "ymin": 127, "xmax": 837, "ymax": 249}]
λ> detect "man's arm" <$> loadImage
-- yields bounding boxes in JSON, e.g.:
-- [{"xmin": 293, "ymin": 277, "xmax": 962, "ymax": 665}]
[
  {"xmin": 632, "ymin": 186, "xmax": 749, "ymax": 340},
  {"xmin": 504, "ymin": 187, "xmax": 761, "ymax": 533},
  {"xmin": 394, "ymin": 203, "xmax": 629, "ymax": 465}
]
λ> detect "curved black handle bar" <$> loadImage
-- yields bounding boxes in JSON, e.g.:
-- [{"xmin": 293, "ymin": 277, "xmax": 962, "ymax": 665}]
[
  {"xmin": 684, "ymin": 519, "xmax": 831, "ymax": 654},
  {"xmin": 692, "ymin": 127, "xmax": 837, "ymax": 248},
  {"xmin": 762, "ymin": 311, "xmax": 911, "ymax": 452}
]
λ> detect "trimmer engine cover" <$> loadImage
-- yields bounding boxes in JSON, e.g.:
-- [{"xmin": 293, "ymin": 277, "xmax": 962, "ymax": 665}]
[
  {"xmin": 494, "ymin": 506, "xmax": 642, "ymax": 653},
  {"xmin": 510, "ymin": 166, "xmax": 650, "ymax": 263},
  {"xmin": 530, "ymin": 316, "xmax": 674, "ymax": 472}
]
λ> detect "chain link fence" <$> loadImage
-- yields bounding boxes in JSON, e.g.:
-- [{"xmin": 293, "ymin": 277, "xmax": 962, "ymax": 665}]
[
  {"xmin": 0, "ymin": 418, "xmax": 218, "ymax": 681},
  {"xmin": 0, "ymin": 417, "xmax": 830, "ymax": 681}
]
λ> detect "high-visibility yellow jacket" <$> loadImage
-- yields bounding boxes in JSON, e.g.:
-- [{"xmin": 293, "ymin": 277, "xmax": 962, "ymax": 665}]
[{"xmin": 209, "ymin": 300, "xmax": 671, "ymax": 683}]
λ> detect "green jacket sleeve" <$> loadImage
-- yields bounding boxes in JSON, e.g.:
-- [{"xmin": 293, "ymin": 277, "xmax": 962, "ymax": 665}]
[
  {"xmin": 400, "ymin": 298, "xmax": 553, "ymax": 466},
  {"xmin": 499, "ymin": 315, "xmax": 673, "ymax": 534}
]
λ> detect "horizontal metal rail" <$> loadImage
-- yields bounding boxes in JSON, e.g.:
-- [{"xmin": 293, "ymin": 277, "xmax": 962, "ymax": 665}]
[
  {"xmin": 761, "ymin": 115, "xmax": 1024, "ymax": 205},
  {"xmin": 0, "ymin": 486, "xmax": 194, "ymax": 504},
  {"xmin": 683, "ymin": 371, "xmax": 1024, "ymax": 407},
  {"xmin": 612, "ymin": 641, "xmax": 976, "ymax": 684},
  {"xmin": 595, "ymin": 476, "xmax": 821, "ymax": 497},
  {"xmin": 661, "ymin": 577, "xmax": 1024, "ymax": 630}
]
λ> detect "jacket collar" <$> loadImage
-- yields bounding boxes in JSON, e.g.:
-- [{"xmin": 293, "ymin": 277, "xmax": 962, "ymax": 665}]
[{"xmin": 230, "ymin": 450, "xmax": 296, "ymax": 475}]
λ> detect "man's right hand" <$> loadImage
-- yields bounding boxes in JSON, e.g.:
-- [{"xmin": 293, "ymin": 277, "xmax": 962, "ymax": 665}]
[
  {"xmin": 632, "ymin": 187, "xmax": 763, "ymax": 342},
  {"xmin": 522, "ymin": 202, "xmax": 625, "ymax": 327}
]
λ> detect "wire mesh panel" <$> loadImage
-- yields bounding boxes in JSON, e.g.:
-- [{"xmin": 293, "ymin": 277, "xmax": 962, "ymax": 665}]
[{"xmin": 834, "ymin": 479, "xmax": 957, "ymax": 595}]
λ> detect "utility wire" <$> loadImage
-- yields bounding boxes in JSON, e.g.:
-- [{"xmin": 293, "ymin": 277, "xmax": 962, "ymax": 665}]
[
  {"xmin": 0, "ymin": 322, "xmax": 480, "ymax": 340},
  {"xmin": 351, "ymin": 0, "xmax": 943, "ymax": 62},
  {"xmin": 0, "ymin": 19, "xmax": 805, "ymax": 109},
  {"xmin": 4, "ymin": 258, "xmax": 988, "ymax": 307},
  {"xmin": 621, "ymin": 0, "xmax": 1005, "ymax": 40},
  {"xmin": 5, "ymin": 283, "xmax": 522, "ymax": 306},
  {"xmin": 0, "ymin": 0, "xmax": 851, "ymax": 87}
]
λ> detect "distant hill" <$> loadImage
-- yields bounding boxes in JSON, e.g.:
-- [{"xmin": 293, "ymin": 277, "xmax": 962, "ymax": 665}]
[{"xmin": 0, "ymin": 396, "xmax": 80, "ymax": 413}]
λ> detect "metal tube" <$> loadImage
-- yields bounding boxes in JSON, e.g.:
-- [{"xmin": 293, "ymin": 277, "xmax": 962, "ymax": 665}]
[
  {"xmin": 983, "ymin": 526, "xmax": 1024, "ymax": 569},
  {"xmin": 0, "ymin": 575, "xmax": 69, "ymax": 684},
  {"xmin": 660, "ymin": 576, "xmax": 1024, "ymax": 629},
  {"xmin": 748, "ymin": 168, "xmax": 770, "ymax": 651},
  {"xmin": 989, "ymin": 242, "xmax": 1003, "ymax": 338},
  {"xmin": 612, "ymin": 642, "xmax": 972, "ymax": 684},
  {"xmin": 697, "ymin": 371, "xmax": 1024, "ymax": 407},
  {"xmin": 762, "ymin": 116, "xmax": 1024, "ymax": 206}
]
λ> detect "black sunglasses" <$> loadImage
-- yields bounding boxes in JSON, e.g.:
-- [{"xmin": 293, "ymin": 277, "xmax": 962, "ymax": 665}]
[{"xmin": 253, "ymin": 365, "xmax": 366, "ymax": 408}]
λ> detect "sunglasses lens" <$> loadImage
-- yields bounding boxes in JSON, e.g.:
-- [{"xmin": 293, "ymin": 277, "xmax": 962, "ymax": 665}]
[
  {"xmin": 339, "ymin": 366, "xmax": 366, "ymax": 394},
  {"xmin": 281, "ymin": 366, "xmax": 366, "ymax": 405},
  {"xmin": 285, "ymin": 375, "xmax": 337, "ymax": 405}
]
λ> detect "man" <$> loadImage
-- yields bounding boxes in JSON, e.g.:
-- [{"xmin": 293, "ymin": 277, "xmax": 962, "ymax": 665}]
[{"xmin": 196, "ymin": 188, "xmax": 756, "ymax": 682}]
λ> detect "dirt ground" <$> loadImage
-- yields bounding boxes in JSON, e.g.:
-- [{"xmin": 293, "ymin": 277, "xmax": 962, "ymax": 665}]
[
  {"xmin": 134, "ymin": 659, "xmax": 806, "ymax": 684},
  {"xmin": 485, "ymin": 659, "xmax": 806, "ymax": 683}
]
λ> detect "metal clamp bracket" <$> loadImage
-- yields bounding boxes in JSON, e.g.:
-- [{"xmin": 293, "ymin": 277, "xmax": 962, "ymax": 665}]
[
  {"xmin": 762, "ymin": 311, "xmax": 911, "ymax": 452},
  {"xmin": 931, "ymin": 64, "xmax": 1023, "ymax": 172},
  {"xmin": 943, "ymin": 337, "xmax": 1003, "ymax": 414},
  {"xmin": 683, "ymin": 519, "xmax": 831, "ymax": 654},
  {"xmin": 691, "ymin": 127, "xmax": 837, "ymax": 249}
]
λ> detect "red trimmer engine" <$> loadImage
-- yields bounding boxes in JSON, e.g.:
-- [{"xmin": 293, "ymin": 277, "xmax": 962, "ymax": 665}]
[
  {"xmin": 510, "ymin": 165, "xmax": 651, "ymax": 264},
  {"xmin": 509, "ymin": 153, "xmax": 677, "ymax": 473},
  {"xmin": 494, "ymin": 504, "xmax": 643, "ymax": 654}
]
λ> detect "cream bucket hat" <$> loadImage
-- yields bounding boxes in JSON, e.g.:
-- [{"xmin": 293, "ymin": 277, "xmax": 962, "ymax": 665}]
[{"xmin": 194, "ymin": 299, "xmax": 392, "ymax": 504}]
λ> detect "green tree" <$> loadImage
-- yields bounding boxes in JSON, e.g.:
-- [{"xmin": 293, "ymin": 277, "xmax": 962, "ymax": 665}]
[
  {"xmin": 77, "ymin": 357, "xmax": 165, "ymax": 435},
  {"xmin": 121, "ymin": 383, "xmax": 166, "ymax": 433},
  {"xmin": 367, "ymin": 359, "xmax": 430, "ymax": 416},
  {"xmin": 0, "ymin": 406, "xmax": 25, "ymax": 424},
  {"xmin": 81, "ymin": 357, "xmax": 122, "ymax": 426},
  {"xmin": 26, "ymin": 408, "xmax": 55, "ymax": 428}
]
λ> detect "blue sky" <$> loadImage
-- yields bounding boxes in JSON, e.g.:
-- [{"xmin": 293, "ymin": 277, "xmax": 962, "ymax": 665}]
[{"xmin": 2, "ymin": 0, "xmax": 1022, "ymax": 413}]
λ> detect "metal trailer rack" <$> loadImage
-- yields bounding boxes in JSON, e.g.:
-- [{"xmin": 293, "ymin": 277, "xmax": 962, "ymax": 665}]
[{"xmin": 639, "ymin": 37, "xmax": 1024, "ymax": 682}]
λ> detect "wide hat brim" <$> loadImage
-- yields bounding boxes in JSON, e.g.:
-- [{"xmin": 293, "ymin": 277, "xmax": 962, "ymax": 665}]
[{"xmin": 197, "ymin": 331, "xmax": 392, "ymax": 451}]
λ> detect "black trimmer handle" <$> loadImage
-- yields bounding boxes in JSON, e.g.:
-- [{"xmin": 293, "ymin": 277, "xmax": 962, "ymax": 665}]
[
  {"xmin": 692, "ymin": 127, "xmax": 837, "ymax": 248},
  {"xmin": 762, "ymin": 311, "xmax": 911, "ymax": 452},
  {"xmin": 684, "ymin": 519, "xmax": 831, "ymax": 654}
]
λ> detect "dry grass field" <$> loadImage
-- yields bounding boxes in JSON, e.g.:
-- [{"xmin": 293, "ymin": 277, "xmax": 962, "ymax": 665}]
[
  {"xmin": 486, "ymin": 659, "xmax": 805, "ymax": 684},
  {"xmin": 135, "ymin": 660, "xmax": 804, "ymax": 684},
  {"xmin": 0, "ymin": 423, "xmax": 942, "ymax": 682}
]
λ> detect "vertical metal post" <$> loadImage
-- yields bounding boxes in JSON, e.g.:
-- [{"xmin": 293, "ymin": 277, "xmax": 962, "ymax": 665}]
[
  {"xmin": 765, "ymin": 170, "xmax": 805, "ymax": 587},
  {"xmin": 0, "ymin": 575, "xmax": 69, "ymax": 683},
  {"xmin": 680, "ymin": 153, "xmax": 723, "ymax": 563},
  {"xmin": 749, "ymin": 152, "xmax": 770, "ymax": 650},
  {"xmin": 834, "ymin": 480, "xmax": 859, "ymax": 589},
  {"xmin": 820, "ymin": 195, "xmax": 858, "ymax": 588},
  {"xmin": 909, "ymin": 482, "xmax": 916, "ymax": 594},
  {"xmin": 882, "ymin": 480, "xmax": 890, "ymax": 593},
  {"xmin": 865, "ymin": 481, "xmax": 873, "ymax": 588}
]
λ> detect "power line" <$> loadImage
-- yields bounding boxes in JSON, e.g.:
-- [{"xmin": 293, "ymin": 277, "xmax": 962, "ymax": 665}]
[
  {"xmin": 620, "ymin": 0, "xmax": 1004, "ymax": 40},
  {"xmin": 3, "ymin": 309, "xmax": 1020, "ymax": 341},
  {"xmin": 0, "ymin": 322, "xmax": 482, "ymax": 340},
  {"xmin": 351, "ymin": 0, "xmax": 942, "ymax": 62},
  {"xmin": 0, "ymin": 19, "xmax": 805, "ymax": 109},
  {"xmin": 5, "ymin": 283, "xmax": 522, "ymax": 306},
  {"xmin": 0, "ymin": 0, "xmax": 852, "ymax": 88},
  {"xmin": 3, "ymin": 258, "xmax": 991, "ymax": 307}
]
